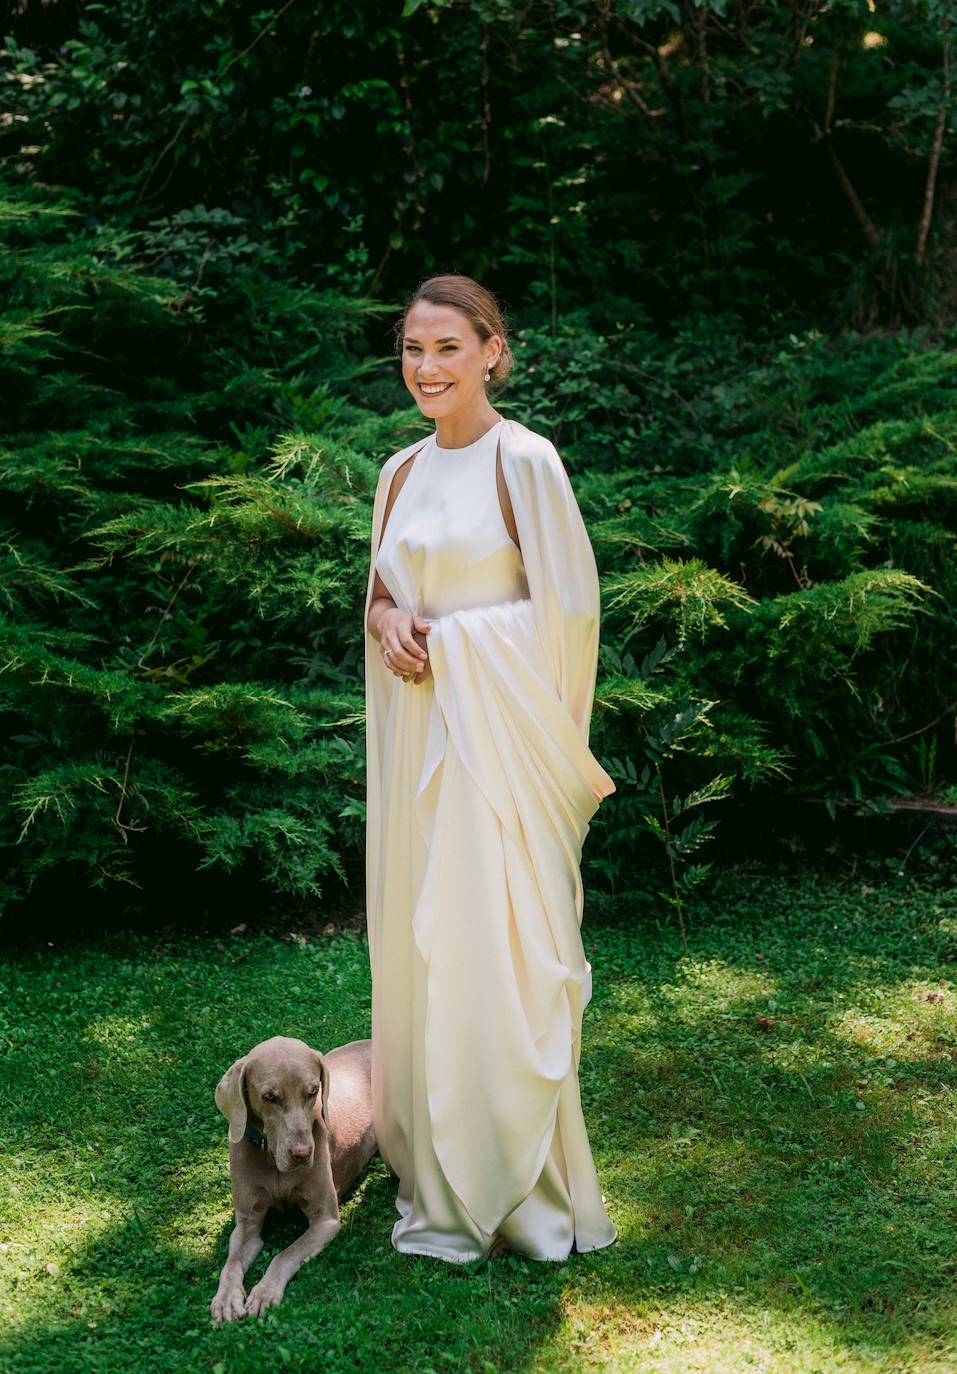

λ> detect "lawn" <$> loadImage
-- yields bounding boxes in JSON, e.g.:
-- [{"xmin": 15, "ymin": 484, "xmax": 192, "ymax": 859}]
[{"xmin": 1, "ymin": 870, "xmax": 955, "ymax": 1373}]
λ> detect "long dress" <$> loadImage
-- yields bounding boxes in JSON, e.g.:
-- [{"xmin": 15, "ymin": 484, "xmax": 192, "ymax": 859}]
[{"xmin": 364, "ymin": 417, "xmax": 616, "ymax": 1262}]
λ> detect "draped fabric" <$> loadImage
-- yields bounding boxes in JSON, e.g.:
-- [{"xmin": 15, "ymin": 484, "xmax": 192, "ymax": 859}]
[{"xmin": 364, "ymin": 418, "xmax": 616, "ymax": 1261}]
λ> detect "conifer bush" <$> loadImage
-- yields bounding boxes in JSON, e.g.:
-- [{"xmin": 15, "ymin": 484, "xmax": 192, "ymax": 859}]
[
  {"xmin": 0, "ymin": 181, "xmax": 391, "ymax": 919},
  {"xmin": 576, "ymin": 334, "xmax": 957, "ymax": 882},
  {"xmin": 1, "ymin": 175, "xmax": 955, "ymax": 926}
]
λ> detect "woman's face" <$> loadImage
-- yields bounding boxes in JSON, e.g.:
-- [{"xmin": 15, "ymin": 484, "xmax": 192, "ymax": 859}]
[{"xmin": 401, "ymin": 301, "xmax": 500, "ymax": 422}]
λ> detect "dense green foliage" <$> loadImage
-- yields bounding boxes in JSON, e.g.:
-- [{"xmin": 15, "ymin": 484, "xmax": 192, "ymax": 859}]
[
  {"xmin": 0, "ymin": 184, "xmax": 387, "ymax": 912},
  {"xmin": 2, "ymin": 873, "xmax": 956, "ymax": 1371},
  {"xmin": 1, "ymin": 0, "xmax": 956, "ymax": 918},
  {"xmin": 5, "ymin": 0, "xmax": 957, "ymax": 325}
]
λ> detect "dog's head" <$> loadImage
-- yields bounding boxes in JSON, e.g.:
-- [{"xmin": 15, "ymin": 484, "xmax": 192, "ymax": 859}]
[{"xmin": 215, "ymin": 1036, "xmax": 330, "ymax": 1172}]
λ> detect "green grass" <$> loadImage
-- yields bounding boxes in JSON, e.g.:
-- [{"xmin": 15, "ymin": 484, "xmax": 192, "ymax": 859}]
[{"xmin": 1, "ymin": 871, "xmax": 956, "ymax": 1373}]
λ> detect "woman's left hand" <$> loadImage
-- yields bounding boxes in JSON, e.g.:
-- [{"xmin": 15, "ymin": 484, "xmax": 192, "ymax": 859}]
[{"xmin": 379, "ymin": 609, "xmax": 432, "ymax": 683}]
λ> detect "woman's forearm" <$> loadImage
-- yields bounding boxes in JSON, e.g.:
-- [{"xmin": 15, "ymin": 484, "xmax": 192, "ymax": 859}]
[{"xmin": 367, "ymin": 595, "xmax": 398, "ymax": 642}]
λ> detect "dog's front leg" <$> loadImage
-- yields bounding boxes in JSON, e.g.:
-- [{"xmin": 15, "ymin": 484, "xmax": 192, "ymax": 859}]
[
  {"xmin": 211, "ymin": 1207, "xmax": 267, "ymax": 1322},
  {"xmin": 244, "ymin": 1216, "xmax": 341, "ymax": 1316}
]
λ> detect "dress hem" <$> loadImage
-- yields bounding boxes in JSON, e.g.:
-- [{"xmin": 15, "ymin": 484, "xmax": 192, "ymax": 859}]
[{"xmin": 391, "ymin": 1225, "xmax": 618, "ymax": 1265}]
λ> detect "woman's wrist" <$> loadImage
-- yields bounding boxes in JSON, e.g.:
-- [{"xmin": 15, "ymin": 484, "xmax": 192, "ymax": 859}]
[{"xmin": 368, "ymin": 597, "xmax": 399, "ymax": 642}]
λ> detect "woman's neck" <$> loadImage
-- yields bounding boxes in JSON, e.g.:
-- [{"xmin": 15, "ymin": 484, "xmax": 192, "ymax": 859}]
[{"xmin": 433, "ymin": 402, "xmax": 501, "ymax": 450}]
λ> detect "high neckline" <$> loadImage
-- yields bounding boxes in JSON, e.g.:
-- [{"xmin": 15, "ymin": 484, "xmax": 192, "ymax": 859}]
[{"xmin": 433, "ymin": 419, "xmax": 502, "ymax": 455}]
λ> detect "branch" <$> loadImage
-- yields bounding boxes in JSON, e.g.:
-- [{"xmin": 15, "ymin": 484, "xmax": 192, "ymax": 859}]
[
  {"xmin": 917, "ymin": 33, "xmax": 950, "ymax": 266},
  {"xmin": 811, "ymin": 53, "xmax": 881, "ymax": 251},
  {"xmin": 395, "ymin": 39, "xmax": 424, "ymax": 230},
  {"xmin": 136, "ymin": 0, "xmax": 296, "ymax": 207},
  {"xmin": 480, "ymin": 23, "xmax": 491, "ymax": 186},
  {"xmin": 219, "ymin": 0, "xmax": 295, "ymax": 79},
  {"xmin": 137, "ymin": 562, "xmax": 197, "ymax": 670},
  {"xmin": 824, "ymin": 50, "xmax": 837, "ymax": 135},
  {"xmin": 637, "ymin": 36, "xmax": 688, "ymax": 141},
  {"xmin": 656, "ymin": 763, "xmax": 688, "ymax": 953},
  {"xmin": 821, "ymin": 136, "xmax": 883, "ymax": 249},
  {"xmin": 600, "ymin": 45, "xmax": 666, "ymax": 120},
  {"xmin": 114, "ymin": 736, "xmax": 146, "ymax": 835},
  {"xmin": 789, "ymin": 0, "xmax": 826, "ymax": 72}
]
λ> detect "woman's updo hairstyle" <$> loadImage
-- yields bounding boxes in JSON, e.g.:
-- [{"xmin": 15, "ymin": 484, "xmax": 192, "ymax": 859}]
[{"xmin": 398, "ymin": 274, "xmax": 513, "ymax": 392}]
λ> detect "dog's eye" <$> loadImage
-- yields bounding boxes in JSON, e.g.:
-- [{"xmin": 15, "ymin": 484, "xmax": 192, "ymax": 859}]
[
  {"xmin": 306, "ymin": 1085, "xmax": 319, "ymax": 1099},
  {"xmin": 261, "ymin": 1091, "xmax": 280, "ymax": 1103}
]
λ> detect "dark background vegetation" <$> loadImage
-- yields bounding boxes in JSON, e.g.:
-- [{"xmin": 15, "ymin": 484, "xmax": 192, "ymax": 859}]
[{"xmin": 2, "ymin": 0, "xmax": 956, "ymax": 936}]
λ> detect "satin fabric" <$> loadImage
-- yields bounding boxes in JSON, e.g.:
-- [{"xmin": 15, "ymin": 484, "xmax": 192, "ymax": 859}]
[{"xmin": 365, "ymin": 418, "xmax": 616, "ymax": 1262}]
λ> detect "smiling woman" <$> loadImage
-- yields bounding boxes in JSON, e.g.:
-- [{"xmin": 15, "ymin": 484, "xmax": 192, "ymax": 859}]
[
  {"xmin": 364, "ymin": 274, "xmax": 616, "ymax": 1264},
  {"xmin": 397, "ymin": 278, "xmax": 512, "ymax": 449}
]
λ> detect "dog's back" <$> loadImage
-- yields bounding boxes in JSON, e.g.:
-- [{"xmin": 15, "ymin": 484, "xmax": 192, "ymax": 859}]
[{"xmin": 324, "ymin": 1040, "xmax": 376, "ymax": 1196}]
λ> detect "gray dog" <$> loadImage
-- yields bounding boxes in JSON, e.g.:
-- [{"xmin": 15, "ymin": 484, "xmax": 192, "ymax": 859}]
[{"xmin": 211, "ymin": 1035, "xmax": 376, "ymax": 1321}]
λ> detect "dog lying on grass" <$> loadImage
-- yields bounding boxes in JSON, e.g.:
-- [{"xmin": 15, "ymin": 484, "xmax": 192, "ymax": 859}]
[{"xmin": 211, "ymin": 1035, "xmax": 376, "ymax": 1321}]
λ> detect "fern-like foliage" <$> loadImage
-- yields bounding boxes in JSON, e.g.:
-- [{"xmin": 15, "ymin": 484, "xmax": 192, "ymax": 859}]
[
  {"xmin": 0, "ymin": 176, "xmax": 381, "ymax": 918},
  {"xmin": 2, "ymin": 169, "xmax": 956, "ymax": 924},
  {"xmin": 603, "ymin": 558, "xmax": 753, "ymax": 644}
]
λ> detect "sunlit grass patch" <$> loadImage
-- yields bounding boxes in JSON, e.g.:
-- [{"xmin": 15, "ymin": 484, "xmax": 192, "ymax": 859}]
[
  {"xmin": 1, "ymin": 874, "xmax": 956, "ymax": 1372},
  {"xmin": 544, "ymin": 1290, "xmax": 921, "ymax": 1373},
  {"xmin": 0, "ymin": 1193, "xmax": 116, "ymax": 1311}
]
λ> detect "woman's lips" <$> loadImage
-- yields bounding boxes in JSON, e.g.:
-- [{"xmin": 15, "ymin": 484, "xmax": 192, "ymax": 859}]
[{"xmin": 419, "ymin": 382, "xmax": 452, "ymax": 397}]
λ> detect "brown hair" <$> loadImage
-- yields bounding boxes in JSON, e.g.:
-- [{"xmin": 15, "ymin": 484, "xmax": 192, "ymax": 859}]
[{"xmin": 398, "ymin": 273, "xmax": 513, "ymax": 391}]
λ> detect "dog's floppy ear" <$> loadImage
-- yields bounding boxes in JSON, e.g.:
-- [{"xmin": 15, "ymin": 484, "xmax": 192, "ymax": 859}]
[
  {"xmin": 215, "ymin": 1056, "xmax": 250, "ymax": 1144},
  {"xmin": 313, "ymin": 1050, "xmax": 330, "ymax": 1128}
]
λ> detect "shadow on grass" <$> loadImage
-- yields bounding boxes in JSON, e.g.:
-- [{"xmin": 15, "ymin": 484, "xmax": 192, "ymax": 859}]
[
  {"xmin": 0, "ymin": 1162, "xmax": 573, "ymax": 1374},
  {"xmin": 0, "ymin": 931, "xmax": 568, "ymax": 1373},
  {"xmin": 2, "ymin": 875, "xmax": 957, "ymax": 1371}
]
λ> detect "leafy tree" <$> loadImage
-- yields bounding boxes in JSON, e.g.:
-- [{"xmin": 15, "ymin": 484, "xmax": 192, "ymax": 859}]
[{"xmin": 4, "ymin": 0, "xmax": 957, "ymax": 326}]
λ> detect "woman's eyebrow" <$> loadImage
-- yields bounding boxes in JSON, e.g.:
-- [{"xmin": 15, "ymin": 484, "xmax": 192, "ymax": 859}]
[{"xmin": 403, "ymin": 335, "xmax": 463, "ymax": 344}]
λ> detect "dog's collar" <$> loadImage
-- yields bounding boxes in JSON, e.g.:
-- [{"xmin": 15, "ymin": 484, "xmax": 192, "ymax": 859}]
[
  {"xmin": 241, "ymin": 1077, "xmax": 268, "ymax": 1150},
  {"xmin": 244, "ymin": 1124, "xmax": 268, "ymax": 1151}
]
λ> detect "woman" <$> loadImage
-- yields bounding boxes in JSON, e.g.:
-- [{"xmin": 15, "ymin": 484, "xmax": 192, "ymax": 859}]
[{"xmin": 365, "ymin": 274, "xmax": 616, "ymax": 1263}]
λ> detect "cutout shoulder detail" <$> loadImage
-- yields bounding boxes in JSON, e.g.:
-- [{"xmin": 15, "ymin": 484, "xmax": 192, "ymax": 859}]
[
  {"xmin": 495, "ymin": 438, "xmax": 521, "ymax": 549},
  {"xmin": 369, "ymin": 444, "xmax": 427, "ymax": 610},
  {"xmin": 378, "ymin": 450, "xmax": 421, "ymax": 550}
]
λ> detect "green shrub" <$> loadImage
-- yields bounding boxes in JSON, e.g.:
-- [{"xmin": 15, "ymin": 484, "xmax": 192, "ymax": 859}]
[
  {"xmin": 0, "ymin": 181, "xmax": 389, "ymax": 916},
  {"xmin": 1, "ymin": 178, "xmax": 955, "ymax": 926}
]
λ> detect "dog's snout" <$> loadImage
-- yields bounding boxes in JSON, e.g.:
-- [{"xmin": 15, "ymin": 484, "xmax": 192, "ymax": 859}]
[{"xmin": 289, "ymin": 1140, "xmax": 313, "ymax": 1163}]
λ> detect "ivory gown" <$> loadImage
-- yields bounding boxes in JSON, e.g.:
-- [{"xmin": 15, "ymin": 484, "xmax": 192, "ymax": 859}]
[{"xmin": 365, "ymin": 417, "xmax": 616, "ymax": 1262}]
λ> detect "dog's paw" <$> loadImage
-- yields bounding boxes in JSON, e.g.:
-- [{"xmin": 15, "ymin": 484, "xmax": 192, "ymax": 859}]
[
  {"xmin": 244, "ymin": 1278, "xmax": 284, "ymax": 1317},
  {"xmin": 210, "ymin": 1287, "xmax": 248, "ymax": 1322}
]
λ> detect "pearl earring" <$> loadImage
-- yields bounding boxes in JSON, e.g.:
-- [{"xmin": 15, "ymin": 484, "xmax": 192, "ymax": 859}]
[{"xmin": 484, "ymin": 363, "xmax": 492, "ymax": 383}]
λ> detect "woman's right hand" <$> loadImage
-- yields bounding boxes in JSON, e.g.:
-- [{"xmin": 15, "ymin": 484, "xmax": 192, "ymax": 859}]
[{"xmin": 376, "ymin": 605, "xmax": 431, "ymax": 683}]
